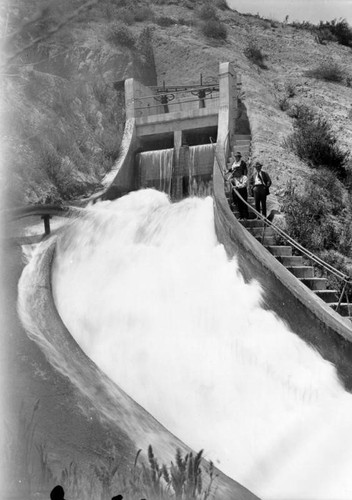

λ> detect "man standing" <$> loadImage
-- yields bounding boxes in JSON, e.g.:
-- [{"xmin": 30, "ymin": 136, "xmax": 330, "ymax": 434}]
[
  {"xmin": 231, "ymin": 169, "xmax": 249, "ymax": 220},
  {"xmin": 227, "ymin": 151, "xmax": 247, "ymax": 177},
  {"xmin": 250, "ymin": 161, "xmax": 272, "ymax": 218}
]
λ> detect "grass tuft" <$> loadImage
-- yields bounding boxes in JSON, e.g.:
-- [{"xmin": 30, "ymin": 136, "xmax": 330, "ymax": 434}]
[{"xmin": 244, "ymin": 41, "xmax": 268, "ymax": 69}]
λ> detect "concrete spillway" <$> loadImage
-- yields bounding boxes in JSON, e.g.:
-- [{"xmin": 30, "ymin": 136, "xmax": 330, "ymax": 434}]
[{"xmin": 18, "ymin": 189, "xmax": 352, "ymax": 499}]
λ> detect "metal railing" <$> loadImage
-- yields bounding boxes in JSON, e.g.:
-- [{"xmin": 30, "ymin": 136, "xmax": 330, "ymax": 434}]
[
  {"xmin": 130, "ymin": 84, "xmax": 220, "ymax": 117},
  {"xmin": 211, "ymin": 140, "xmax": 352, "ymax": 314}
]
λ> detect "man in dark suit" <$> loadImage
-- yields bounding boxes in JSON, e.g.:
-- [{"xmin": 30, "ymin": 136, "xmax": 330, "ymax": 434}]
[{"xmin": 250, "ymin": 161, "xmax": 272, "ymax": 218}]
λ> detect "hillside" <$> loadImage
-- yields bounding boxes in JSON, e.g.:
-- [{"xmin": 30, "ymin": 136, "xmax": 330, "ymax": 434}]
[
  {"xmin": 2, "ymin": 0, "xmax": 352, "ymax": 207},
  {"xmin": 2, "ymin": 1, "xmax": 352, "ymax": 499}
]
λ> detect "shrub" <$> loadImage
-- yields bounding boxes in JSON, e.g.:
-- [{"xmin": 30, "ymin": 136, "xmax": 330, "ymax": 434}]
[
  {"xmin": 315, "ymin": 27, "xmax": 337, "ymax": 44},
  {"xmin": 92, "ymin": 80, "xmax": 108, "ymax": 105},
  {"xmin": 244, "ymin": 41, "xmax": 268, "ymax": 69},
  {"xmin": 201, "ymin": 19, "xmax": 227, "ymax": 40},
  {"xmin": 278, "ymin": 96, "xmax": 289, "ymax": 111},
  {"xmin": 282, "ymin": 175, "xmax": 352, "ymax": 297},
  {"xmin": 305, "ymin": 61, "xmax": 345, "ymax": 82},
  {"xmin": 318, "ymin": 18, "xmax": 352, "ymax": 47},
  {"xmin": 177, "ymin": 17, "xmax": 193, "ymax": 26},
  {"xmin": 285, "ymin": 81, "xmax": 296, "ymax": 98},
  {"xmin": 107, "ymin": 22, "xmax": 135, "ymax": 48},
  {"xmin": 133, "ymin": 6, "xmax": 154, "ymax": 22},
  {"xmin": 123, "ymin": 445, "xmax": 217, "ymax": 500},
  {"xmin": 198, "ymin": 3, "xmax": 217, "ymax": 20},
  {"xmin": 277, "ymin": 81, "xmax": 296, "ymax": 111},
  {"xmin": 284, "ymin": 104, "xmax": 349, "ymax": 179},
  {"xmin": 290, "ymin": 20, "xmax": 315, "ymax": 30},
  {"xmin": 214, "ymin": 0, "xmax": 229, "ymax": 10},
  {"xmin": 156, "ymin": 16, "xmax": 176, "ymax": 27},
  {"xmin": 118, "ymin": 8, "xmax": 135, "ymax": 25},
  {"xmin": 282, "ymin": 173, "xmax": 345, "ymax": 251}
]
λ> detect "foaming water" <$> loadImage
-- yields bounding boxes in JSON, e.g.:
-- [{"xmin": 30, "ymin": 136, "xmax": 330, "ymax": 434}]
[{"xmin": 51, "ymin": 189, "xmax": 352, "ymax": 499}]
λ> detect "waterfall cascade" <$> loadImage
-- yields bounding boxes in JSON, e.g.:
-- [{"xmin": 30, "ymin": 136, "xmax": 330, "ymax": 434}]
[
  {"xmin": 137, "ymin": 149, "xmax": 174, "ymax": 194},
  {"xmin": 188, "ymin": 144, "xmax": 214, "ymax": 197}
]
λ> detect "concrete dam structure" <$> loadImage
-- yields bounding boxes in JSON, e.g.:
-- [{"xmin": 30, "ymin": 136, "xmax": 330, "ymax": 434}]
[{"xmin": 7, "ymin": 62, "xmax": 352, "ymax": 500}]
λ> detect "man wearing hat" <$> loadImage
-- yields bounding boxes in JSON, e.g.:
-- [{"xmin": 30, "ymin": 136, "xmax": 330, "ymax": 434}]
[
  {"xmin": 249, "ymin": 161, "xmax": 272, "ymax": 218},
  {"xmin": 227, "ymin": 151, "xmax": 247, "ymax": 177},
  {"xmin": 226, "ymin": 151, "xmax": 248, "ymax": 207}
]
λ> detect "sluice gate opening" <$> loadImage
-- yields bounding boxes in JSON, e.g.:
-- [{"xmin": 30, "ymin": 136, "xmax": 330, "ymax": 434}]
[{"xmin": 125, "ymin": 75, "xmax": 221, "ymax": 200}]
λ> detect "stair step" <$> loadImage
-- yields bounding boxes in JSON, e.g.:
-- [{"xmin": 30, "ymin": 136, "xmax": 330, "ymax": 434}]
[
  {"xmin": 286, "ymin": 266, "xmax": 314, "ymax": 278},
  {"xmin": 233, "ymin": 209, "xmax": 257, "ymax": 219},
  {"xmin": 241, "ymin": 219, "xmax": 265, "ymax": 228},
  {"xmin": 255, "ymin": 236, "xmax": 275, "ymax": 245},
  {"xmin": 327, "ymin": 303, "xmax": 352, "ymax": 316},
  {"xmin": 314, "ymin": 290, "xmax": 339, "ymax": 302},
  {"xmin": 234, "ymin": 134, "xmax": 251, "ymax": 140},
  {"xmin": 233, "ymin": 140, "xmax": 251, "ymax": 145},
  {"xmin": 230, "ymin": 150, "xmax": 250, "ymax": 156},
  {"xmin": 231, "ymin": 146, "xmax": 250, "ymax": 150},
  {"xmin": 299, "ymin": 277, "xmax": 327, "ymax": 291},
  {"xmin": 266, "ymin": 245, "xmax": 293, "ymax": 256},
  {"xmin": 230, "ymin": 153, "xmax": 250, "ymax": 158},
  {"xmin": 276, "ymin": 255, "xmax": 304, "ymax": 266},
  {"xmin": 249, "ymin": 227, "xmax": 275, "ymax": 238}
]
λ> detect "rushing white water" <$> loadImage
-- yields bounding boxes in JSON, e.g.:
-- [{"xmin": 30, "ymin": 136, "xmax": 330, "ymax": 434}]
[
  {"xmin": 188, "ymin": 144, "xmax": 214, "ymax": 196},
  {"xmin": 137, "ymin": 149, "xmax": 174, "ymax": 194},
  {"xmin": 51, "ymin": 189, "xmax": 352, "ymax": 499}
]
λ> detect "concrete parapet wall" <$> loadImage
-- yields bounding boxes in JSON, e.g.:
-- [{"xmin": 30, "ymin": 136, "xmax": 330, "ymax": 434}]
[{"xmin": 136, "ymin": 108, "xmax": 218, "ymax": 137}]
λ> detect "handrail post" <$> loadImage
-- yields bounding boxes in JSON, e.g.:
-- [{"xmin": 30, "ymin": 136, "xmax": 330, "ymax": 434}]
[
  {"xmin": 336, "ymin": 281, "xmax": 347, "ymax": 313},
  {"xmin": 41, "ymin": 214, "xmax": 51, "ymax": 235}
]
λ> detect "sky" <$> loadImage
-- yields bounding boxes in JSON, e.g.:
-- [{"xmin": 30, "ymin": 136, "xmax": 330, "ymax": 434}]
[{"xmin": 226, "ymin": 0, "xmax": 352, "ymax": 25}]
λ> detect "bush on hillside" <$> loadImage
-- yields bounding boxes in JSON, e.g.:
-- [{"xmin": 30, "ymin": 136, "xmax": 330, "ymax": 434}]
[
  {"xmin": 285, "ymin": 81, "xmax": 296, "ymax": 97},
  {"xmin": 107, "ymin": 22, "xmax": 136, "ymax": 48},
  {"xmin": 133, "ymin": 6, "xmax": 154, "ymax": 22},
  {"xmin": 278, "ymin": 96, "xmax": 289, "ymax": 111},
  {"xmin": 198, "ymin": 3, "xmax": 217, "ymax": 20},
  {"xmin": 305, "ymin": 61, "xmax": 345, "ymax": 83},
  {"xmin": 282, "ymin": 175, "xmax": 352, "ymax": 296},
  {"xmin": 282, "ymin": 174, "xmax": 349, "ymax": 251},
  {"xmin": 290, "ymin": 20, "xmax": 315, "ymax": 30},
  {"xmin": 201, "ymin": 19, "xmax": 227, "ymax": 40},
  {"xmin": 156, "ymin": 16, "xmax": 176, "ymax": 27},
  {"xmin": 215, "ymin": 0, "xmax": 229, "ymax": 10},
  {"xmin": 118, "ymin": 8, "xmax": 135, "ymax": 25},
  {"xmin": 177, "ymin": 17, "xmax": 193, "ymax": 26},
  {"xmin": 244, "ymin": 42, "xmax": 268, "ymax": 69},
  {"xmin": 277, "ymin": 81, "xmax": 296, "ymax": 111},
  {"xmin": 315, "ymin": 27, "xmax": 337, "ymax": 45},
  {"xmin": 318, "ymin": 18, "xmax": 352, "ymax": 47},
  {"xmin": 284, "ymin": 105, "xmax": 349, "ymax": 179},
  {"xmin": 122, "ymin": 445, "xmax": 217, "ymax": 500}
]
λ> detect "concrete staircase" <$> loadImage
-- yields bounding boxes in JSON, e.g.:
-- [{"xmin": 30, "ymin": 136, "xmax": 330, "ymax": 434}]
[
  {"xmin": 240, "ymin": 214, "xmax": 352, "ymax": 324},
  {"xmin": 227, "ymin": 134, "xmax": 351, "ymax": 324}
]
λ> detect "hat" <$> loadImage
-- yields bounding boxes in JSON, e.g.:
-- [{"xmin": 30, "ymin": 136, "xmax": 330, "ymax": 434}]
[
  {"xmin": 254, "ymin": 161, "xmax": 263, "ymax": 167},
  {"xmin": 234, "ymin": 151, "xmax": 242, "ymax": 157}
]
